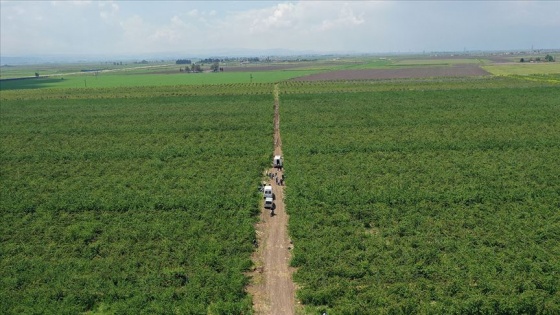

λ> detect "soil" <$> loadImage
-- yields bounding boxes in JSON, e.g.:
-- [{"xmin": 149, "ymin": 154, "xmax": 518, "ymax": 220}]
[{"xmin": 247, "ymin": 85, "xmax": 296, "ymax": 315}]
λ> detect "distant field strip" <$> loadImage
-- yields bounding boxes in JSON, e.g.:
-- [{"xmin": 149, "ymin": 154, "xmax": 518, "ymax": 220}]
[
  {"xmin": 293, "ymin": 65, "xmax": 490, "ymax": 81},
  {"xmin": 392, "ymin": 58, "xmax": 489, "ymax": 66},
  {"xmin": 279, "ymin": 76, "xmax": 559, "ymax": 95},
  {"xmin": 0, "ymin": 70, "xmax": 321, "ymax": 90},
  {"xmin": 483, "ymin": 62, "xmax": 560, "ymax": 76},
  {"xmin": 0, "ymin": 83, "xmax": 276, "ymax": 100}
]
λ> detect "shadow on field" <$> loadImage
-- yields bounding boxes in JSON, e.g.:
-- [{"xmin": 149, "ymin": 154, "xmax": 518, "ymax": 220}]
[{"xmin": 0, "ymin": 77, "xmax": 65, "ymax": 90}]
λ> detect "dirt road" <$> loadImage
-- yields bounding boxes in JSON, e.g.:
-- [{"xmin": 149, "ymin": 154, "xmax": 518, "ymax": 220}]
[{"xmin": 247, "ymin": 85, "xmax": 296, "ymax": 314}]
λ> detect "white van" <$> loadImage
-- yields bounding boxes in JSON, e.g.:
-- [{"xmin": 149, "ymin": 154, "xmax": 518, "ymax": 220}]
[
  {"xmin": 264, "ymin": 197, "xmax": 274, "ymax": 209},
  {"xmin": 273, "ymin": 155, "xmax": 283, "ymax": 168},
  {"xmin": 263, "ymin": 185, "xmax": 274, "ymax": 199}
]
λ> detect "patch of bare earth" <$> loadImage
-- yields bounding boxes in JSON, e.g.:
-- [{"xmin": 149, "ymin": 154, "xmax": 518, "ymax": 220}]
[{"xmin": 293, "ymin": 64, "xmax": 490, "ymax": 81}]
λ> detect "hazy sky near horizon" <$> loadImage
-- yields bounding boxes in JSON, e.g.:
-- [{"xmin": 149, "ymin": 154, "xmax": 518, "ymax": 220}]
[{"xmin": 1, "ymin": 0, "xmax": 559, "ymax": 56}]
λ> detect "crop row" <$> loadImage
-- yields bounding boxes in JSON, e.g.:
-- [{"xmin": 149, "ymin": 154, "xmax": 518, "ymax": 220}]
[
  {"xmin": 282, "ymin": 87, "xmax": 560, "ymax": 314},
  {"xmin": 0, "ymin": 93, "xmax": 273, "ymax": 313},
  {"xmin": 0, "ymin": 82, "xmax": 276, "ymax": 100},
  {"xmin": 277, "ymin": 76, "xmax": 560, "ymax": 95}
]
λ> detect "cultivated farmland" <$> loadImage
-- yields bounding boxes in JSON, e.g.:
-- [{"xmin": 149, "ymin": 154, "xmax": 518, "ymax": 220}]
[
  {"xmin": 1, "ymin": 56, "xmax": 560, "ymax": 314},
  {"xmin": 280, "ymin": 79, "xmax": 560, "ymax": 314},
  {"xmin": 293, "ymin": 64, "xmax": 490, "ymax": 81},
  {"xmin": 0, "ymin": 87, "xmax": 273, "ymax": 314}
]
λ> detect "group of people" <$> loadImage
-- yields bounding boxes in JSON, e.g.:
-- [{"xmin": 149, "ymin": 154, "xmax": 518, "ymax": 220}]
[{"xmin": 267, "ymin": 171, "xmax": 285, "ymax": 186}]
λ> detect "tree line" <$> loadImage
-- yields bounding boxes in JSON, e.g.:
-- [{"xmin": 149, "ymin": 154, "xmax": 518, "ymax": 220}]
[
  {"xmin": 179, "ymin": 64, "xmax": 202, "ymax": 73},
  {"xmin": 200, "ymin": 57, "xmax": 261, "ymax": 63},
  {"xmin": 520, "ymin": 54, "xmax": 555, "ymax": 62},
  {"xmin": 178, "ymin": 62, "xmax": 224, "ymax": 73}
]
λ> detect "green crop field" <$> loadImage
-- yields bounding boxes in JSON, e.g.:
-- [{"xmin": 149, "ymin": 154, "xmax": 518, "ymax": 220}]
[
  {"xmin": 483, "ymin": 62, "xmax": 560, "ymax": 76},
  {"xmin": 0, "ymin": 86, "xmax": 274, "ymax": 314},
  {"xmin": 0, "ymin": 70, "xmax": 321, "ymax": 90},
  {"xmin": 279, "ymin": 75, "xmax": 560, "ymax": 94},
  {"xmin": 280, "ymin": 81, "xmax": 560, "ymax": 314}
]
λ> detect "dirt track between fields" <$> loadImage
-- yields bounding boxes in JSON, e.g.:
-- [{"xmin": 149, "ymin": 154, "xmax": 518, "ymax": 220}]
[{"xmin": 247, "ymin": 84, "xmax": 296, "ymax": 315}]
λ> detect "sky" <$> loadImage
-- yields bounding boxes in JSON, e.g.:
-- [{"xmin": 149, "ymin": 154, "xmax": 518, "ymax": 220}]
[{"xmin": 1, "ymin": 0, "xmax": 559, "ymax": 58}]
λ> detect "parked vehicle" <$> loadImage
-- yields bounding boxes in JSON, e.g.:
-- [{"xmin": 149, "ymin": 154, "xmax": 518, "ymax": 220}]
[
  {"xmin": 264, "ymin": 197, "xmax": 274, "ymax": 209},
  {"xmin": 263, "ymin": 185, "xmax": 274, "ymax": 199},
  {"xmin": 273, "ymin": 155, "xmax": 283, "ymax": 169}
]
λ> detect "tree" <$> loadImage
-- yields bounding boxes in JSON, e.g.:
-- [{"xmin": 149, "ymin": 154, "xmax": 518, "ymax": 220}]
[
  {"xmin": 210, "ymin": 62, "xmax": 220, "ymax": 72},
  {"xmin": 191, "ymin": 64, "xmax": 202, "ymax": 73},
  {"xmin": 35, "ymin": 72, "xmax": 39, "ymax": 78},
  {"xmin": 520, "ymin": 58, "xmax": 525, "ymax": 63},
  {"xmin": 545, "ymin": 54, "xmax": 555, "ymax": 62}
]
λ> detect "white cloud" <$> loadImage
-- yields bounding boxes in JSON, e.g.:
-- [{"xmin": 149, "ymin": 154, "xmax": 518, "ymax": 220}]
[
  {"xmin": 255, "ymin": 3, "xmax": 297, "ymax": 30},
  {"xmin": 149, "ymin": 16, "xmax": 187, "ymax": 43},
  {"xmin": 234, "ymin": 2, "xmax": 371, "ymax": 35},
  {"xmin": 171, "ymin": 15, "xmax": 185, "ymax": 26},
  {"xmin": 117, "ymin": 15, "xmax": 151, "ymax": 52},
  {"xmin": 99, "ymin": 1, "xmax": 119, "ymax": 21},
  {"xmin": 187, "ymin": 9, "xmax": 200, "ymax": 17},
  {"xmin": 211, "ymin": 2, "xmax": 387, "ymax": 51},
  {"xmin": 315, "ymin": 3, "xmax": 364, "ymax": 31}
]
